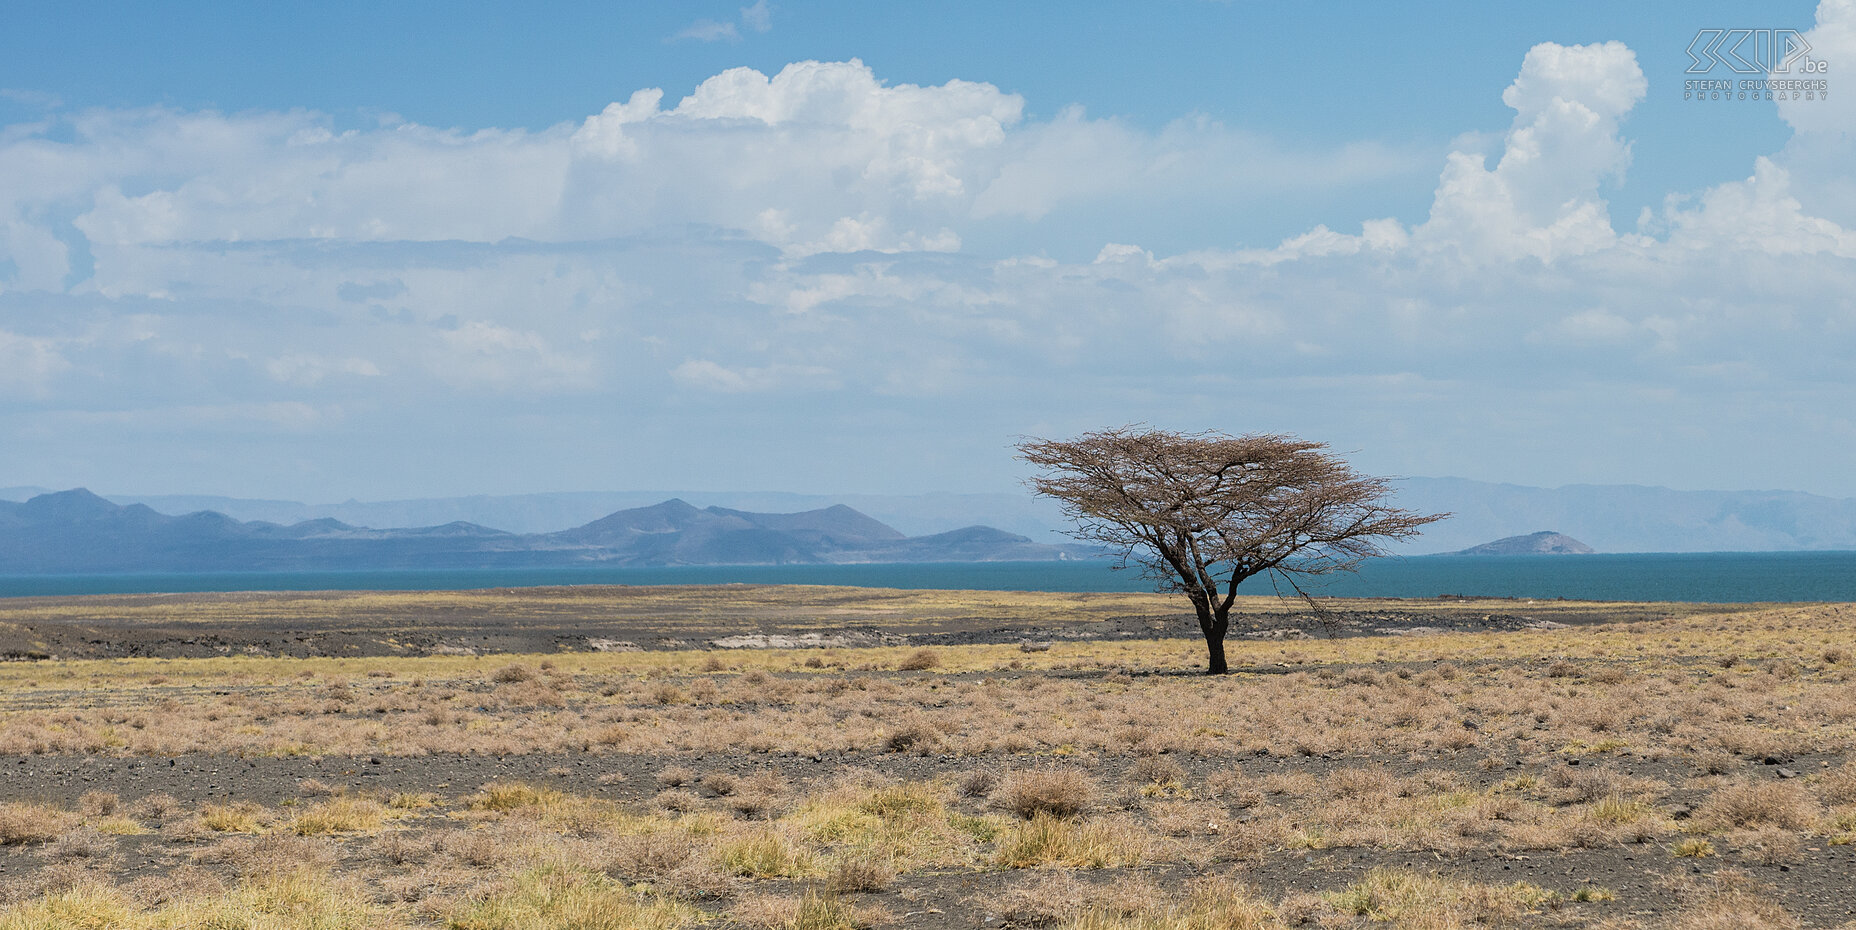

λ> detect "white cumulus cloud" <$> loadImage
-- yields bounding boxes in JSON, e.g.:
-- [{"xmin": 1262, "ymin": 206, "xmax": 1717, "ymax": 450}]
[
  {"xmin": 1, "ymin": 24, "xmax": 1855, "ymax": 498},
  {"xmin": 1415, "ymin": 41, "xmax": 1646, "ymax": 263}
]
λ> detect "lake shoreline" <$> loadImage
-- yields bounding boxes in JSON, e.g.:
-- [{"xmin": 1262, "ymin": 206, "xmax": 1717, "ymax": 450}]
[{"xmin": 5, "ymin": 550, "xmax": 1856, "ymax": 601}]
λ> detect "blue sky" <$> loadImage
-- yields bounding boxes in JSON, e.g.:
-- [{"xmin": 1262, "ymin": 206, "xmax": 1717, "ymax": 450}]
[
  {"xmin": 1, "ymin": 1, "xmax": 1852, "ymax": 502},
  {"xmin": 0, "ymin": 1, "xmax": 1806, "ymax": 248}
]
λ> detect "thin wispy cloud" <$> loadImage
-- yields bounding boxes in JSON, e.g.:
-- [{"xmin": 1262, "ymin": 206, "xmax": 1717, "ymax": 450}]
[
  {"xmin": 742, "ymin": 0, "xmax": 773, "ymax": 33},
  {"xmin": 672, "ymin": 18, "xmax": 738, "ymax": 43},
  {"xmin": 0, "ymin": 88, "xmax": 63, "ymax": 107},
  {"xmin": 670, "ymin": 1, "xmax": 772, "ymax": 43}
]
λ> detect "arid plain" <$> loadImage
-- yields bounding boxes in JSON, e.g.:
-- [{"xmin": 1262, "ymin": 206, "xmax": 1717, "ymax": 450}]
[{"xmin": 1, "ymin": 586, "xmax": 1853, "ymax": 929}]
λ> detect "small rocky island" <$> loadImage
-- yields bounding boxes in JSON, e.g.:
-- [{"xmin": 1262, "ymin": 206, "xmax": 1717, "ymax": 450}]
[{"xmin": 1447, "ymin": 531, "xmax": 1595, "ymax": 555}]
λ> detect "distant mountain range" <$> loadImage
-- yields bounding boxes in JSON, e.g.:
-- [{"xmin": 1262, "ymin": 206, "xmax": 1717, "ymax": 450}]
[
  {"xmin": 0, "ymin": 486, "xmax": 1070, "ymax": 543},
  {"xmin": 6, "ymin": 477, "xmax": 1856, "ymax": 557},
  {"xmin": 0, "ymin": 490, "xmax": 1082, "ymax": 574},
  {"xmin": 1387, "ymin": 479, "xmax": 1856, "ymax": 553}
]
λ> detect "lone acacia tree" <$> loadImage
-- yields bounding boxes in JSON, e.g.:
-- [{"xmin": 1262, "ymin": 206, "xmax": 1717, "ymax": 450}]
[{"xmin": 1018, "ymin": 427, "xmax": 1445, "ymax": 674}]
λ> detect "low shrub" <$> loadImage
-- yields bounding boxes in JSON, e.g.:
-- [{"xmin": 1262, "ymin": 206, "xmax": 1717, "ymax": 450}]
[
  {"xmin": 897, "ymin": 648, "xmax": 942, "ymax": 672},
  {"xmin": 0, "ymin": 802, "xmax": 71, "ymax": 846},
  {"xmin": 992, "ymin": 769, "xmax": 1095, "ymax": 819},
  {"xmin": 1696, "ymin": 780, "xmax": 1816, "ymax": 830},
  {"xmin": 490, "ymin": 663, "xmax": 535, "ymax": 684},
  {"xmin": 883, "ymin": 716, "xmax": 944, "ymax": 753},
  {"xmin": 826, "ymin": 851, "xmax": 896, "ymax": 893}
]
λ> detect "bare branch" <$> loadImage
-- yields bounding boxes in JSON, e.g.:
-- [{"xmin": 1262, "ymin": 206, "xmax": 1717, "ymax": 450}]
[{"xmin": 1017, "ymin": 426, "xmax": 1448, "ymax": 673}]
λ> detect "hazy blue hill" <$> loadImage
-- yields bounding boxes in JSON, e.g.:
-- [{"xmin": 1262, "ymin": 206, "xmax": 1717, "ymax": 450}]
[
  {"xmin": 19, "ymin": 477, "xmax": 1853, "ymax": 560},
  {"xmin": 0, "ymin": 491, "xmax": 531, "ymax": 573},
  {"xmin": 711, "ymin": 503, "xmax": 904, "ymax": 540},
  {"xmin": 0, "ymin": 491, "xmax": 1070, "ymax": 573},
  {"xmin": 551, "ymin": 499, "xmax": 721, "ymax": 544},
  {"xmin": 659, "ymin": 527, "xmax": 823, "ymax": 567},
  {"xmin": 89, "ymin": 489, "xmax": 1073, "ymax": 541},
  {"xmin": 396, "ymin": 522, "xmax": 512, "ymax": 538},
  {"xmin": 268, "ymin": 517, "xmax": 360, "ymax": 537},
  {"xmin": 16, "ymin": 489, "xmax": 150, "ymax": 523},
  {"xmin": 81, "ymin": 492, "xmax": 312, "ymax": 526},
  {"xmin": 538, "ymin": 501, "xmax": 924, "ymax": 565},
  {"xmin": 847, "ymin": 525, "xmax": 1074, "ymax": 563},
  {"xmin": 1392, "ymin": 478, "xmax": 1856, "ymax": 553},
  {"xmin": 1445, "ymin": 531, "xmax": 1594, "ymax": 556},
  {"xmin": 559, "ymin": 511, "xmax": 823, "ymax": 567},
  {"xmin": 77, "ymin": 481, "xmax": 1856, "ymax": 553}
]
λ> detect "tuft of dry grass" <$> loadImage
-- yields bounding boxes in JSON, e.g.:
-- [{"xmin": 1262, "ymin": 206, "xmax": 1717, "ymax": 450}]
[
  {"xmin": 469, "ymin": 782, "xmax": 566, "ymax": 813},
  {"xmin": 446, "ymin": 864, "xmax": 694, "ymax": 930},
  {"xmin": 288, "ymin": 797, "xmax": 390, "ymax": 835},
  {"xmin": 883, "ymin": 715, "xmax": 945, "ymax": 753},
  {"xmin": 655, "ymin": 765, "xmax": 695, "ymax": 788},
  {"xmin": 39, "ymin": 826, "xmax": 115, "ymax": 862},
  {"xmin": 825, "ymin": 851, "xmax": 895, "ymax": 893},
  {"xmin": 199, "ymin": 802, "xmax": 267, "ymax": 834},
  {"xmin": 731, "ymin": 887, "xmax": 884, "ymax": 930},
  {"xmin": 655, "ymin": 789, "xmax": 704, "ymax": 813},
  {"xmin": 603, "ymin": 829, "xmax": 702, "ymax": 880},
  {"xmin": 126, "ymin": 794, "xmax": 181, "ymax": 822},
  {"xmin": 1695, "ymin": 780, "xmax": 1817, "ymax": 831},
  {"xmin": 0, "ymin": 863, "xmax": 392, "ymax": 930},
  {"xmin": 489, "ymin": 663, "xmax": 535, "ymax": 684},
  {"xmin": 0, "ymin": 803, "xmax": 72, "ymax": 846},
  {"xmin": 896, "ymin": 648, "xmax": 943, "ymax": 671},
  {"xmin": 1323, "ymin": 867, "xmax": 1554, "ymax": 925},
  {"xmin": 73, "ymin": 792, "xmax": 118, "ymax": 818},
  {"xmin": 1067, "ymin": 878, "xmax": 1278, "ymax": 930},
  {"xmin": 994, "ymin": 812, "xmax": 1145, "ymax": 868},
  {"xmin": 993, "ymin": 873, "xmax": 1274, "ymax": 929},
  {"xmin": 958, "ymin": 769, "xmax": 1000, "ymax": 798},
  {"xmin": 1128, "ymin": 755, "xmax": 1187, "ymax": 789},
  {"xmin": 716, "ymin": 827, "xmax": 816, "ymax": 878},
  {"xmin": 993, "ymin": 872, "xmax": 1092, "ymax": 925},
  {"xmin": 993, "ymin": 770, "xmax": 1096, "ymax": 820},
  {"xmin": 1656, "ymin": 869, "xmax": 1804, "ymax": 930},
  {"xmin": 1821, "ymin": 759, "xmax": 1856, "ymax": 806}
]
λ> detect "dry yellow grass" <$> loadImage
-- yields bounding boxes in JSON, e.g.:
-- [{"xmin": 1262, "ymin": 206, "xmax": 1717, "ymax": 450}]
[
  {"xmin": 0, "ymin": 803, "xmax": 72, "ymax": 846},
  {"xmin": 287, "ymin": 797, "xmax": 391, "ymax": 835},
  {"xmin": 1, "ymin": 595, "xmax": 1853, "ymax": 928},
  {"xmin": 4, "ymin": 601, "xmax": 1848, "ymax": 764}
]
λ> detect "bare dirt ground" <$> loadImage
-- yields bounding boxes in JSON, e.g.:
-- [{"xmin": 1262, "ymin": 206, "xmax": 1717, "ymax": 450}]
[
  {"xmin": 1, "ymin": 587, "xmax": 1852, "ymax": 929},
  {"xmin": 0, "ymin": 584, "xmax": 1743, "ymax": 660}
]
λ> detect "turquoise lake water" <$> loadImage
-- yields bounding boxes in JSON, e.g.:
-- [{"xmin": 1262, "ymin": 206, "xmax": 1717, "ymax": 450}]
[{"xmin": 3, "ymin": 551, "xmax": 1855, "ymax": 602}]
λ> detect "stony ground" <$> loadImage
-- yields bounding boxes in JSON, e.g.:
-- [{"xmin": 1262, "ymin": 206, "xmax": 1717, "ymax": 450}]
[
  {"xmin": 1, "ymin": 587, "xmax": 1852, "ymax": 929},
  {"xmin": 0, "ymin": 584, "xmax": 1740, "ymax": 660}
]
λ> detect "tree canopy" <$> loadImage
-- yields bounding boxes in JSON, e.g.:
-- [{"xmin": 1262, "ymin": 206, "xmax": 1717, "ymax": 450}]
[{"xmin": 1018, "ymin": 427, "xmax": 1445, "ymax": 673}]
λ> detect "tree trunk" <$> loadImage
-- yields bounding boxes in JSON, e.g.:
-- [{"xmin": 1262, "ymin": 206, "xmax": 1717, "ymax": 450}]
[
  {"xmin": 1203, "ymin": 627, "xmax": 1228, "ymax": 675},
  {"xmin": 1200, "ymin": 604, "xmax": 1230, "ymax": 675}
]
